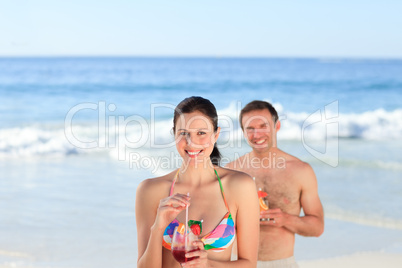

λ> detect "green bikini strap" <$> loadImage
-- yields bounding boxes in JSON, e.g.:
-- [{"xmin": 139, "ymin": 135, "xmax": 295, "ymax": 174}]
[{"xmin": 214, "ymin": 169, "xmax": 230, "ymax": 211}]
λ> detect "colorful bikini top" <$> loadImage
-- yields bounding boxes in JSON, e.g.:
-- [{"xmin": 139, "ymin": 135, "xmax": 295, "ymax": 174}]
[{"xmin": 162, "ymin": 169, "xmax": 236, "ymax": 252}]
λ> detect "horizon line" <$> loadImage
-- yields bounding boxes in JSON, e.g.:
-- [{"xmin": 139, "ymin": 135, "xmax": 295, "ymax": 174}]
[{"xmin": 1, "ymin": 54, "xmax": 402, "ymax": 60}]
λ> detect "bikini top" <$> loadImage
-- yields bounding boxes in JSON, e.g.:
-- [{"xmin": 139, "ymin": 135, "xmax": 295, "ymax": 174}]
[{"xmin": 162, "ymin": 169, "xmax": 236, "ymax": 252}]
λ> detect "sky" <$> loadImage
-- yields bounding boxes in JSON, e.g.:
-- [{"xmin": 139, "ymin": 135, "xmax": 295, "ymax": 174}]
[{"xmin": 1, "ymin": 0, "xmax": 402, "ymax": 58}]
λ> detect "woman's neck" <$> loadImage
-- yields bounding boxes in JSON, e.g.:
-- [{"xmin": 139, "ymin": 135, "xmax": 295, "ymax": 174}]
[{"xmin": 178, "ymin": 161, "xmax": 216, "ymax": 186}]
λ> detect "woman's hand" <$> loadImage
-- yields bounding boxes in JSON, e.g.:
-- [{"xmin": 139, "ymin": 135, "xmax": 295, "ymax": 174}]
[
  {"xmin": 153, "ymin": 193, "xmax": 190, "ymax": 230},
  {"xmin": 181, "ymin": 241, "xmax": 208, "ymax": 267}
]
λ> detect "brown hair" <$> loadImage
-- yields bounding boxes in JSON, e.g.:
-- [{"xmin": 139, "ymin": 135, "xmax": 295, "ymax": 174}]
[
  {"xmin": 173, "ymin": 96, "xmax": 221, "ymax": 165},
  {"xmin": 240, "ymin": 100, "xmax": 279, "ymax": 130}
]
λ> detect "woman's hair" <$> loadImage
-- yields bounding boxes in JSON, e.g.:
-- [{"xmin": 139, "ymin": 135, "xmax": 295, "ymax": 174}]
[{"xmin": 173, "ymin": 96, "xmax": 221, "ymax": 166}]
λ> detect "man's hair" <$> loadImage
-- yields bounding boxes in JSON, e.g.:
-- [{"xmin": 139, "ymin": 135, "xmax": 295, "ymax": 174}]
[{"xmin": 240, "ymin": 100, "xmax": 279, "ymax": 130}]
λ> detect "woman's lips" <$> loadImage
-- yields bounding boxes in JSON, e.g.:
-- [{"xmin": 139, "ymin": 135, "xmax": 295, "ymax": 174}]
[{"xmin": 186, "ymin": 150, "xmax": 203, "ymax": 158}]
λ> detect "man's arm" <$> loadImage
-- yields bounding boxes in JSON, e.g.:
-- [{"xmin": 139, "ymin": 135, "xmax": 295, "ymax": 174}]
[{"xmin": 263, "ymin": 163, "xmax": 324, "ymax": 237}]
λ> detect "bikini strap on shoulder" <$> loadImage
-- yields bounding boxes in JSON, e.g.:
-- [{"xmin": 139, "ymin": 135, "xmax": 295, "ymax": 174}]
[
  {"xmin": 214, "ymin": 169, "xmax": 230, "ymax": 211},
  {"xmin": 169, "ymin": 169, "xmax": 180, "ymax": 196}
]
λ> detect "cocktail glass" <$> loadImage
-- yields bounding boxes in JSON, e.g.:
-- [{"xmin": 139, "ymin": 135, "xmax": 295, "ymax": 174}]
[
  {"xmin": 171, "ymin": 225, "xmax": 199, "ymax": 265},
  {"xmin": 258, "ymin": 189, "xmax": 269, "ymax": 221}
]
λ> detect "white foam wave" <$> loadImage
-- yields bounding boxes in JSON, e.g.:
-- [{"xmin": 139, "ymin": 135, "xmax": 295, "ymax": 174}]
[
  {"xmin": 0, "ymin": 249, "xmax": 31, "ymax": 258},
  {"xmin": 339, "ymin": 109, "xmax": 402, "ymax": 140},
  {"xmin": 0, "ymin": 120, "xmax": 176, "ymax": 158},
  {"xmin": 338, "ymin": 158, "xmax": 402, "ymax": 171},
  {"xmin": 0, "ymin": 126, "xmax": 82, "ymax": 158},
  {"xmin": 326, "ymin": 212, "xmax": 402, "ymax": 230},
  {"xmin": 1, "ymin": 105, "xmax": 401, "ymax": 158},
  {"xmin": 218, "ymin": 102, "xmax": 402, "ymax": 141}
]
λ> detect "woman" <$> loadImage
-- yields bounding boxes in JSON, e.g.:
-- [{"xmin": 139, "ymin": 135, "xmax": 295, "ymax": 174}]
[{"xmin": 136, "ymin": 96, "xmax": 259, "ymax": 267}]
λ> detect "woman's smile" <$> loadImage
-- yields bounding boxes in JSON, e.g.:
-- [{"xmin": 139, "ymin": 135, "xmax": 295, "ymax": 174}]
[{"xmin": 185, "ymin": 149, "xmax": 204, "ymax": 158}]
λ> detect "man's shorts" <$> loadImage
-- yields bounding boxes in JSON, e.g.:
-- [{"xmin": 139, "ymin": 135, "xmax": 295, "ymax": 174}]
[{"xmin": 257, "ymin": 256, "xmax": 299, "ymax": 268}]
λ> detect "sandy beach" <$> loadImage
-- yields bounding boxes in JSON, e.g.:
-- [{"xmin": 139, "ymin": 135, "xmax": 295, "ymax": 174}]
[
  {"xmin": 294, "ymin": 217, "xmax": 402, "ymax": 267},
  {"xmin": 1, "ymin": 252, "xmax": 402, "ymax": 268},
  {"xmin": 299, "ymin": 252, "xmax": 402, "ymax": 268}
]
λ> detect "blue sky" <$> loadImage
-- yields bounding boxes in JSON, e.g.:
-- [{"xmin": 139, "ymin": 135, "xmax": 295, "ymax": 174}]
[{"xmin": 1, "ymin": 0, "xmax": 402, "ymax": 58}]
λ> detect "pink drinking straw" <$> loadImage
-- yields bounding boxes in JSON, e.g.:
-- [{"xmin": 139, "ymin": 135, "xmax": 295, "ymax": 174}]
[{"xmin": 185, "ymin": 192, "xmax": 189, "ymax": 249}]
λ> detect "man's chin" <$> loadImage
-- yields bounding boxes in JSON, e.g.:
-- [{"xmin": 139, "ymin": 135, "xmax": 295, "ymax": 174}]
[{"xmin": 251, "ymin": 145, "xmax": 270, "ymax": 151}]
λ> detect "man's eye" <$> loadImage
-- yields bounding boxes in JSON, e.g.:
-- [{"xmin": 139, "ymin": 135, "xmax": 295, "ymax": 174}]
[
  {"xmin": 198, "ymin": 131, "xmax": 206, "ymax": 135},
  {"xmin": 179, "ymin": 132, "xmax": 187, "ymax": 136}
]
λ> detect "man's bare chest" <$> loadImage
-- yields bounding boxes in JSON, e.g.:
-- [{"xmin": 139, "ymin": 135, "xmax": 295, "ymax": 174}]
[{"xmin": 253, "ymin": 170, "xmax": 301, "ymax": 213}]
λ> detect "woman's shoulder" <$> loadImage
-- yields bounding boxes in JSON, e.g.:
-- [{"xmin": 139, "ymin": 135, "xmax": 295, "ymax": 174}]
[
  {"xmin": 215, "ymin": 166, "xmax": 255, "ymax": 190},
  {"xmin": 136, "ymin": 169, "xmax": 177, "ymax": 197},
  {"xmin": 216, "ymin": 166, "xmax": 253, "ymax": 181},
  {"xmin": 215, "ymin": 166, "xmax": 257, "ymax": 209}
]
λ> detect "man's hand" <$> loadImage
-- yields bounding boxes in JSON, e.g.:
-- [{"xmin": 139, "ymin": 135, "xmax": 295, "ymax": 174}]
[{"xmin": 260, "ymin": 208, "xmax": 291, "ymax": 227}]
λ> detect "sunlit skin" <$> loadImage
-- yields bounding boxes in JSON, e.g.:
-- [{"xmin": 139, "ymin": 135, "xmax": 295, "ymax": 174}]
[
  {"xmin": 227, "ymin": 108, "xmax": 324, "ymax": 262},
  {"xmin": 242, "ymin": 109, "xmax": 281, "ymax": 156},
  {"xmin": 136, "ymin": 110, "xmax": 260, "ymax": 268},
  {"xmin": 174, "ymin": 111, "xmax": 219, "ymax": 168}
]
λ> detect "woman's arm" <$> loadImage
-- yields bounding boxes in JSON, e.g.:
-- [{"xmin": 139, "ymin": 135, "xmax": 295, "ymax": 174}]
[
  {"xmin": 136, "ymin": 179, "xmax": 163, "ymax": 268},
  {"xmin": 230, "ymin": 174, "xmax": 259, "ymax": 267},
  {"xmin": 136, "ymin": 179, "xmax": 190, "ymax": 268}
]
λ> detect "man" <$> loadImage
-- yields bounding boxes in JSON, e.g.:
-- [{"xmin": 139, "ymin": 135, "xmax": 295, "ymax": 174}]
[{"xmin": 226, "ymin": 100, "xmax": 324, "ymax": 268}]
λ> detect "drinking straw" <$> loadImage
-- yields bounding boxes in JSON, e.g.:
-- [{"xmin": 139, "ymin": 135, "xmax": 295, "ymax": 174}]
[{"xmin": 185, "ymin": 192, "xmax": 189, "ymax": 249}]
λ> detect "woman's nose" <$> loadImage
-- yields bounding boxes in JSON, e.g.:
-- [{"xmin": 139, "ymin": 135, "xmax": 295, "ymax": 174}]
[
  {"xmin": 185, "ymin": 134, "xmax": 192, "ymax": 145},
  {"xmin": 185, "ymin": 134, "xmax": 203, "ymax": 148}
]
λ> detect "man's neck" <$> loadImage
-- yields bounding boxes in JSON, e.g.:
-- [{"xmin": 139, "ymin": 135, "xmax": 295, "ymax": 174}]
[{"xmin": 251, "ymin": 146, "xmax": 279, "ymax": 159}]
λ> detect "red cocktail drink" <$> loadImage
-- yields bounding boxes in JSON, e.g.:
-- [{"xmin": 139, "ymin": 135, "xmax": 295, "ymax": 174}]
[{"xmin": 172, "ymin": 247, "xmax": 199, "ymax": 263}]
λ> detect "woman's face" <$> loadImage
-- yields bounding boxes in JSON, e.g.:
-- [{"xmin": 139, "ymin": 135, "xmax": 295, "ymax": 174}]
[{"xmin": 174, "ymin": 111, "xmax": 220, "ymax": 166}]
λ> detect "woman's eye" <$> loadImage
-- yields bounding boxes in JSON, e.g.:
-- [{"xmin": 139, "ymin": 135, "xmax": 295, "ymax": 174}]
[
  {"xmin": 198, "ymin": 131, "xmax": 206, "ymax": 135},
  {"xmin": 179, "ymin": 132, "xmax": 187, "ymax": 136}
]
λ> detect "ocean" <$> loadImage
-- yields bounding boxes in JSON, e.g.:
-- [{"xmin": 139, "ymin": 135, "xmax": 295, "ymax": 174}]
[{"xmin": 1, "ymin": 57, "xmax": 402, "ymax": 267}]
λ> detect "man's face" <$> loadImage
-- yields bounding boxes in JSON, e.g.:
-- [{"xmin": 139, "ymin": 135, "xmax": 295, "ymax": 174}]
[{"xmin": 241, "ymin": 109, "xmax": 279, "ymax": 153}]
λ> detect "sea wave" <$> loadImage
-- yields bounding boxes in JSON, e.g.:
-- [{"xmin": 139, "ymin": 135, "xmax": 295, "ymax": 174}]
[
  {"xmin": 0, "ymin": 249, "xmax": 31, "ymax": 259},
  {"xmin": 339, "ymin": 159, "xmax": 402, "ymax": 171},
  {"xmin": 1, "ymin": 106, "xmax": 401, "ymax": 158},
  {"xmin": 326, "ymin": 212, "xmax": 402, "ymax": 231},
  {"xmin": 278, "ymin": 108, "xmax": 402, "ymax": 141},
  {"xmin": 218, "ymin": 102, "xmax": 402, "ymax": 141}
]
